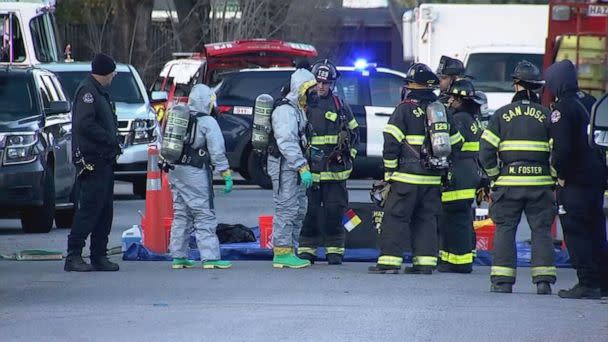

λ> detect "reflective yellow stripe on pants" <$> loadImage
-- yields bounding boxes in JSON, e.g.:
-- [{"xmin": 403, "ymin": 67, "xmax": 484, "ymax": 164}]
[
  {"xmin": 312, "ymin": 169, "xmax": 352, "ymax": 182},
  {"xmin": 412, "ymin": 256, "xmax": 437, "ymax": 266},
  {"xmin": 298, "ymin": 247, "xmax": 317, "ymax": 256},
  {"xmin": 494, "ymin": 176, "xmax": 555, "ymax": 186},
  {"xmin": 531, "ymin": 266, "xmax": 556, "ymax": 278},
  {"xmin": 378, "ymin": 255, "xmax": 403, "ymax": 266},
  {"xmin": 326, "ymin": 247, "xmax": 345, "ymax": 255},
  {"xmin": 491, "ymin": 266, "xmax": 516, "ymax": 277},
  {"xmin": 442, "ymin": 189, "xmax": 476, "ymax": 202},
  {"xmin": 389, "ymin": 172, "xmax": 442, "ymax": 185},
  {"xmin": 439, "ymin": 250, "xmax": 473, "ymax": 265}
]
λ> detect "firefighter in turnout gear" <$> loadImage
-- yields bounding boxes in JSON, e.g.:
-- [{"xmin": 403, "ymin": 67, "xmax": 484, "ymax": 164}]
[
  {"xmin": 544, "ymin": 60, "xmax": 608, "ymax": 299},
  {"xmin": 298, "ymin": 60, "xmax": 359, "ymax": 265},
  {"xmin": 438, "ymin": 79, "xmax": 483, "ymax": 273},
  {"xmin": 436, "ymin": 56, "xmax": 466, "ymax": 106},
  {"xmin": 479, "ymin": 60, "xmax": 556, "ymax": 295},
  {"xmin": 369, "ymin": 63, "xmax": 464, "ymax": 274}
]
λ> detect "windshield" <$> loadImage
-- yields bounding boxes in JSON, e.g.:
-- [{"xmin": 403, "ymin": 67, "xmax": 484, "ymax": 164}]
[
  {"xmin": 0, "ymin": 73, "xmax": 38, "ymax": 121},
  {"xmin": 0, "ymin": 14, "xmax": 27, "ymax": 63},
  {"xmin": 466, "ymin": 53, "xmax": 544, "ymax": 92},
  {"xmin": 55, "ymin": 71, "xmax": 144, "ymax": 103}
]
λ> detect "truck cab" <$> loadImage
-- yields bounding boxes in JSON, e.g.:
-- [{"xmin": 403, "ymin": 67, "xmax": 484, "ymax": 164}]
[
  {"xmin": 543, "ymin": 0, "xmax": 608, "ymax": 104},
  {"xmin": 0, "ymin": 0, "xmax": 62, "ymax": 65}
]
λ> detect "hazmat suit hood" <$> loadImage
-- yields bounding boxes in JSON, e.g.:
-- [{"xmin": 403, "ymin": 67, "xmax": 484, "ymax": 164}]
[
  {"xmin": 286, "ymin": 68, "xmax": 317, "ymax": 109},
  {"xmin": 544, "ymin": 60, "xmax": 579, "ymax": 99},
  {"xmin": 188, "ymin": 84, "xmax": 216, "ymax": 115}
]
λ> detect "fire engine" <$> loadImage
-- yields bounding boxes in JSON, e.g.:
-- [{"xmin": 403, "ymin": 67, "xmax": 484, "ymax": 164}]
[{"xmin": 543, "ymin": 0, "xmax": 608, "ymax": 104}]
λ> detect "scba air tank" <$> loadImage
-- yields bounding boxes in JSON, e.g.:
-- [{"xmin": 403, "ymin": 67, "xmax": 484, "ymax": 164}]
[
  {"xmin": 251, "ymin": 94, "xmax": 274, "ymax": 153},
  {"xmin": 160, "ymin": 104, "xmax": 190, "ymax": 163}
]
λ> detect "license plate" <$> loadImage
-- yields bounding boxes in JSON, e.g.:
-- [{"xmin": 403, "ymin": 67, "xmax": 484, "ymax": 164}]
[{"xmin": 233, "ymin": 106, "xmax": 253, "ymax": 115}]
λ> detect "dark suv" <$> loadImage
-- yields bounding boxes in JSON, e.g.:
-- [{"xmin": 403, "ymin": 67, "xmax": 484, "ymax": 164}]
[
  {"xmin": 214, "ymin": 65, "xmax": 408, "ymax": 188},
  {"xmin": 0, "ymin": 67, "xmax": 76, "ymax": 233}
]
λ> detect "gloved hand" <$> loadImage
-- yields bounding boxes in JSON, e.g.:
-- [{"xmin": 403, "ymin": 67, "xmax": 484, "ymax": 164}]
[
  {"xmin": 299, "ymin": 165, "xmax": 313, "ymax": 188},
  {"xmin": 221, "ymin": 170, "xmax": 233, "ymax": 194}
]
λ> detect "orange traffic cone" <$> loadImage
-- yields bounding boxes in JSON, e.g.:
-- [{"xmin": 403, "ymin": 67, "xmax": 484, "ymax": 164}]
[
  {"xmin": 141, "ymin": 145, "xmax": 167, "ymax": 254},
  {"xmin": 161, "ymin": 171, "xmax": 174, "ymax": 239}
]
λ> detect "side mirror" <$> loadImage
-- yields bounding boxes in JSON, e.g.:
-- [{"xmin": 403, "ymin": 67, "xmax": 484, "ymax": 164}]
[
  {"xmin": 45, "ymin": 101, "xmax": 71, "ymax": 116},
  {"xmin": 589, "ymin": 93, "xmax": 608, "ymax": 148},
  {"xmin": 151, "ymin": 91, "xmax": 168, "ymax": 102}
]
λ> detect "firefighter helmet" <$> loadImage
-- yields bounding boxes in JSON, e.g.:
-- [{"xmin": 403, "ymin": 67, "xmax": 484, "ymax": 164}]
[
  {"xmin": 436, "ymin": 56, "xmax": 465, "ymax": 76},
  {"xmin": 405, "ymin": 63, "xmax": 439, "ymax": 88},
  {"xmin": 512, "ymin": 60, "xmax": 545, "ymax": 89},
  {"xmin": 448, "ymin": 79, "xmax": 476, "ymax": 99},
  {"xmin": 311, "ymin": 59, "xmax": 339, "ymax": 82}
]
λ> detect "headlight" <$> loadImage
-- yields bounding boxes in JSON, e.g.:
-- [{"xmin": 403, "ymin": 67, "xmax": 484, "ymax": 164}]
[
  {"xmin": 131, "ymin": 119, "xmax": 157, "ymax": 145},
  {"xmin": 4, "ymin": 133, "xmax": 38, "ymax": 165}
]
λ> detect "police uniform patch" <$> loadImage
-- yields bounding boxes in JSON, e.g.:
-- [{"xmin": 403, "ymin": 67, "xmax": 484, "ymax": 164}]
[
  {"xmin": 83, "ymin": 93, "xmax": 94, "ymax": 104},
  {"xmin": 550, "ymin": 110, "xmax": 561, "ymax": 123}
]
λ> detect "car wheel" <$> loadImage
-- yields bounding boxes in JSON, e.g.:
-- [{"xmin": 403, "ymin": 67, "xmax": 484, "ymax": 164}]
[
  {"xmin": 247, "ymin": 151, "xmax": 272, "ymax": 189},
  {"xmin": 21, "ymin": 166, "xmax": 56, "ymax": 233},
  {"xmin": 133, "ymin": 178, "xmax": 147, "ymax": 198}
]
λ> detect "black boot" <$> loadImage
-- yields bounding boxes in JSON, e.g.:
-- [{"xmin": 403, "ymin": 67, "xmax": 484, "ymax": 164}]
[
  {"xmin": 403, "ymin": 265, "xmax": 433, "ymax": 275},
  {"xmin": 64, "ymin": 251, "xmax": 93, "ymax": 272},
  {"xmin": 490, "ymin": 283, "xmax": 513, "ymax": 293},
  {"xmin": 368, "ymin": 264, "xmax": 400, "ymax": 274},
  {"xmin": 536, "ymin": 282, "xmax": 552, "ymax": 295},
  {"xmin": 558, "ymin": 284, "xmax": 601, "ymax": 299},
  {"xmin": 91, "ymin": 256, "xmax": 120, "ymax": 272},
  {"xmin": 437, "ymin": 263, "xmax": 473, "ymax": 274},
  {"xmin": 326, "ymin": 253, "xmax": 343, "ymax": 265},
  {"xmin": 297, "ymin": 252, "xmax": 316, "ymax": 265}
]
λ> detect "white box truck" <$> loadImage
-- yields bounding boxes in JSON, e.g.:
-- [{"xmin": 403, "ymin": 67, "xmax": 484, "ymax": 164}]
[{"xmin": 403, "ymin": 4, "xmax": 548, "ymax": 114}]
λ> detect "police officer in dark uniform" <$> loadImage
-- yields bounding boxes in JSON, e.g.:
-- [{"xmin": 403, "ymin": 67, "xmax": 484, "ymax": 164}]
[
  {"xmin": 369, "ymin": 63, "xmax": 464, "ymax": 274},
  {"xmin": 479, "ymin": 60, "xmax": 556, "ymax": 294},
  {"xmin": 298, "ymin": 59, "xmax": 359, "ymax": 265},
  {"xmin": 65, "ymin": 53, "xmax": 121, "ymax": 272},
  {"xmin": 438, "ymin": 79, "xmax": 483, "ymax": 273},
  {"xmin": 436, "ymin": 56, "xmax": 466, "ymax": 106},
  {"xmin": 544, "ymin": 59, "xmax": 608, "ymax": 299}
]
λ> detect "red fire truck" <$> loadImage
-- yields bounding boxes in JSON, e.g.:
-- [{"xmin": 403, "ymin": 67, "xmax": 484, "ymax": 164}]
[
  {"xmin": 150, "ymin": 39, "xmax": 318, "ymax": 121},
  {"xmin": 543, "ymin": 0, "xmax": 608, "ymax": 104}
]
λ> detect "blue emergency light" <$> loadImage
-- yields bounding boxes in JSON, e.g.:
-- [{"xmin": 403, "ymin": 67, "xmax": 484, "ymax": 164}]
[{"xmin": 354, "ymin": 58, "xmax": 368, "ymax": 70}]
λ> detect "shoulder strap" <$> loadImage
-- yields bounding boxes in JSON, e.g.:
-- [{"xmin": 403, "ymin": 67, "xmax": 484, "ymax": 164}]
[{"xmin": 332, "ymin": 95, "xmax": 342, "ymax": 111}]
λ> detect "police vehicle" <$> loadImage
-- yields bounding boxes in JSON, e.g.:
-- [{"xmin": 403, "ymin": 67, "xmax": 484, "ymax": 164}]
[
  {"xmin": 214, "ymin": 60, "xmax": 407, "ymax": 188},
  {"xmin": 41, "ymin": 63, "xmax": 161, "ymax": 197}
]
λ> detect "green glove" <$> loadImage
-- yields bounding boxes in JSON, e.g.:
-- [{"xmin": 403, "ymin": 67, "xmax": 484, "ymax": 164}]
[
  {"xmin": 221, "ymin": 170, "xmax": 233, "ymax": 193},
  {"xmin": 299, "ymin": 165, "xmax": 313, "ymax": 188}
]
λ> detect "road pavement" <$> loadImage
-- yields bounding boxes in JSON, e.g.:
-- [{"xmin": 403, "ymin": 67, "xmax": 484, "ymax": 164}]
[{"xmin": 1, "ymin": 181, "xmax": 605, "ymax": 341}]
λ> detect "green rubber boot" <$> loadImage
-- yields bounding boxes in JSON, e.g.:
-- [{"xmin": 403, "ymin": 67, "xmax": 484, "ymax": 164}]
[
  {"xmin": 273, "ymin": 247, "xmax": 311, "ymax": 269},
  {"xmin": 172, "ymin": 258, "xmax": 197, "ymax": 269},
  {"xmin": 202, "ymin": 260, "xmax": 232, "ymax": 269}
]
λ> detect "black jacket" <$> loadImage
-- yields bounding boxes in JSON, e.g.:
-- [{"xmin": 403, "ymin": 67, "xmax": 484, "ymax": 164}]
[
  {"xmin": 72, "ymin": 75, "xmax": 120, "ymax": 163},
  {"xmin": 479, "ymin": 93, "xmax": 554, "ymax": 187},
  {"xmin": 383, "ymin": 89, "xmax": 463, "ymax": 185},
  {"xmin": 306, "ymin": 92, "xmax": 359, "ymax": 182},
  {"xmin": 545, "ymin": 60, "xmax": 608, "ymax": 186}
]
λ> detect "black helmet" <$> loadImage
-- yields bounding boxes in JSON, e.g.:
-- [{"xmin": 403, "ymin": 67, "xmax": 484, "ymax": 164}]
[
  {"xmin": 405, "ymin": 63, "xmax": 439, "ymax": 88},
  {"xmin": 448, "ymin": 79, "xmax": 476, "ymax": 99},
  {"xmin": 512, "ymin": 60, "xmax": 545, "ymax": 89},
  {"xmin": 436, "ymin": 56, "xmax": 465, "ymax": 76},
  {"xmin": 311, "ymin": 59, "xmax": 339, "ymax": 82}
]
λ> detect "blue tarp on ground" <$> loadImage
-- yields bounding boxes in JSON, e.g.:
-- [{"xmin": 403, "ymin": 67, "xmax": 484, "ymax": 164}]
[{"xmin": 123, "ymin": 227, "xmax": 571, "ymax": 267}]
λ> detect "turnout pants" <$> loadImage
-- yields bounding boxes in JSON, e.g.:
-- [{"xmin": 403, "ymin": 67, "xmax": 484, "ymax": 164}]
[
  {"xmin": 169, "ymin": 165, "xmax": 220, "ymax": 261},
  {"xmin": 67, "ymin": 162, "xmax": 114, "ymax": 258},
  {"xmin": 439, "ymin": 199, "xmax": 474, "ymax": 272},
  {"xmin": 558, "ymin": 184, "xmax": 608, "ymax": 290},
  {"xmin": 489, "ymin": 186, "xmax": 556, "ymax": 285},
  {"xmin": 299, "ymin": 181, "xmax": 348, "ymax": 256},
  {"xmin": 377, "ymin": 182, "xmax": 441, "ymax": 267},
  {"xmin": 268, "ymin": 156, "xmax": 307, "ymax": 248}
]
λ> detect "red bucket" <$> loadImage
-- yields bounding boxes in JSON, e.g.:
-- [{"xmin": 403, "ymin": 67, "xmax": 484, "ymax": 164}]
[
  {"xmin": 259, "ymin": 215, "xmax": 273, "ymax": 249},
  {"xmin": 475, "ymin": 223, "xmax": 496, "ymax": 251}
]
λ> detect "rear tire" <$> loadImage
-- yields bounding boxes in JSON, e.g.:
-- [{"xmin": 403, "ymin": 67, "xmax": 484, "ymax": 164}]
[
  {"xmin": 247, "ymin": 151, "xmax": 272, "ymax": 189},
  {"xmin": 133, "ymin": 178, "xmax": 146, "ymax": 198},
  {"xmin": 21, "ymin": 166, "xmax": 55, "ymax": 233}
]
